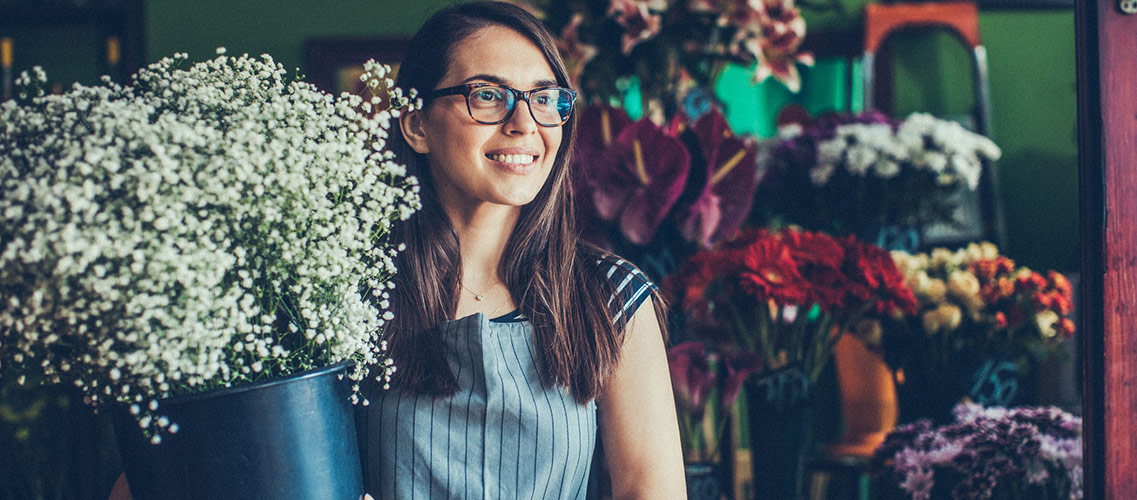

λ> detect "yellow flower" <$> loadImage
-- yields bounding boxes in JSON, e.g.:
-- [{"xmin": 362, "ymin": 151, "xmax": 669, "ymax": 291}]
[
  {"xmin": 947, "ymin": 270, "xmax": 981, "ymax": 305},
  {"xmin": 930, "ymin": 248, "xmax": 955, "ymax": 269},
  {"xmin": 853, "ymin": 318, "xmax": 883, "ymax": 346},
  {"xmin": 891, "ymin": 250, "xmax": 914, "ymax": 276},
  {"xmin": 964, "ymin": 241, "xmax": 1000, "ymax": 262},
  {"xmin": 1036, "ymin": 310, "xmax": 1060, "ymax": 338},
  {"xmin": 921, "ymin": 303, "xmax": 963, "ymax": 334},
  {"xmin": 923, "ymin": 278, "xmax": 947, "ymax": 304}
]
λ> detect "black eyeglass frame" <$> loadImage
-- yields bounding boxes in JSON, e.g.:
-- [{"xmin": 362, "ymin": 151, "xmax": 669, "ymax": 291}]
[{"xmin": 426, "ymin": 83, "xmax": 578, "ymax": 127}]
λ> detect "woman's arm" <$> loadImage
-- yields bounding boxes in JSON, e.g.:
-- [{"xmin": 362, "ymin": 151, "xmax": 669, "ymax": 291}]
[{"xmin": 597, "ymin": 300, "xmax": 687, "ymax": 500}]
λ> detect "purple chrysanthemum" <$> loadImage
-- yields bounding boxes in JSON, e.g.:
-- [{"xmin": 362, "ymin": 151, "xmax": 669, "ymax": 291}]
[{"xmin": 871, "ymin": 402, "xmax": 1082, "ymax": 500}]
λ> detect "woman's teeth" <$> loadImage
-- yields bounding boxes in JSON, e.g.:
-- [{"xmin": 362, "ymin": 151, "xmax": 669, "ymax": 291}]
[{"xmin": 488, "ymin": 154, "xmax": 537, "ymax": 164}]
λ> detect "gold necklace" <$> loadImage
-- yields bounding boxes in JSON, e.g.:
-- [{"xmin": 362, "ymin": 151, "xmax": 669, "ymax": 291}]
[{"xmin": 460, "ymin": 281, "xmax": 501, "ymax": 301}]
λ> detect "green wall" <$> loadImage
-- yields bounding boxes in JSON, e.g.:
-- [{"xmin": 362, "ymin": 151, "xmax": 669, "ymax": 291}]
[
  {"xmin": 888, "ymin": 10, "xmax": 1077, "ymax": 273},
  {"xmin": 140, "ymin": 1, "xmax": 1075, "ymax": 273},
  {"xmin": 145, "ymin": 0, "xmax": 456, "ymax": 73}
]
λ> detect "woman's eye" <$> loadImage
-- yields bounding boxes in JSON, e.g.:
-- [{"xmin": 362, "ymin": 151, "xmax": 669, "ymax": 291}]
[
  {"xmin": 472, "ymin": 89, "xmax": 503, "ymax": 103},
  {"xmin": 532, "ymin": 94, "xmax": 553, "ymax": 107}
]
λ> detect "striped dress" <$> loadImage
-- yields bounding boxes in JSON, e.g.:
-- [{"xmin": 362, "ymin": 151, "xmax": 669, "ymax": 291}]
[{"xmin": 359, "ymin": 256, "xmax": 656, "ymax": 500}]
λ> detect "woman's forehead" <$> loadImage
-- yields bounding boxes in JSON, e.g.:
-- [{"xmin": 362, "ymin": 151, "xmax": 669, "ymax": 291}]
[{"xmin": 441, "ymin": 25, "xmax": 556, "ymax": 88}]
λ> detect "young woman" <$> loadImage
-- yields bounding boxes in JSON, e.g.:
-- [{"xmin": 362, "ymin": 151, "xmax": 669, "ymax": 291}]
[{"xmin": 358, "ymin": 2, "xmax": 685, "ymax": 499}]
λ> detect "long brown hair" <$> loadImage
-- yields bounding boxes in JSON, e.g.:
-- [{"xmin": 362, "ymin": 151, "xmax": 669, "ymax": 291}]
[{"xmin": 385, "ymin": 1, "xmax": 661, "ymax": 403}]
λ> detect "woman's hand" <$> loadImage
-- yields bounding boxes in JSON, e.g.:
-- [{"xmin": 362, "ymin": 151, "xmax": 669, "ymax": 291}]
[{"xmin": 597, "ymin": 301, "xmax": 687, "ymax": 500}]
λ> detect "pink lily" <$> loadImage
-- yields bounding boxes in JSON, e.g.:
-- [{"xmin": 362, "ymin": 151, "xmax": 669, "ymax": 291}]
[
  {"xmin": 608, "ymin": 0, "xmax": 665, "ymax": 54},
  {"xmin": 749, "ymin": 0, "xmax": 813, "ymax": 91},
  {"xmin": 556, "ymin": 14, "xmax": 599, "ymax": 89}
]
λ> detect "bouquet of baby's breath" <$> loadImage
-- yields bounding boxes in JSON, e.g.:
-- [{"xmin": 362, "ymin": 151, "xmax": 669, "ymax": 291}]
[{"xmin": 0, "ymin": 50, "xmax": 421, "ymax": 441}]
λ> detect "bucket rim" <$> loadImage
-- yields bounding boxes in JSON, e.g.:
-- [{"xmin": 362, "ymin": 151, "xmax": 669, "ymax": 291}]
[{"xmin": 115, "ymin": 360, "xmax": 355, "ymax": 408}]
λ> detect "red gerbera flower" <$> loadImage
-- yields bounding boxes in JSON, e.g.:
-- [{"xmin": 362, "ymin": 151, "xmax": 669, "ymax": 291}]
[{"xmin": 737, "ymin": 236, "xmax": 808, "ymax": 305}]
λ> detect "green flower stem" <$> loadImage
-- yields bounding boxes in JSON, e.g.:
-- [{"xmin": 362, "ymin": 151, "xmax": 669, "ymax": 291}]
[
  {"xmin": 808, "ymin": 313, "xmax": 835, "ymax": 381},
  {"xmin": 756, "ymin": 301, "xmax": 775, "ymax": 363}
]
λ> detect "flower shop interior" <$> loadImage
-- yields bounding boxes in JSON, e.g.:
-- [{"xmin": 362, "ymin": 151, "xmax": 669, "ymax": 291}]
[{"xmin": 2, "ymin": 0, "xmax": 1134, "ymax": 499}]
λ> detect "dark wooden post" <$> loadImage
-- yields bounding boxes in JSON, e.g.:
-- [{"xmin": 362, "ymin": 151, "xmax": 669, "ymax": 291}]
[{"xmin": 1076, "ymin": 0, "xmax": 1137, "ymax": 497}]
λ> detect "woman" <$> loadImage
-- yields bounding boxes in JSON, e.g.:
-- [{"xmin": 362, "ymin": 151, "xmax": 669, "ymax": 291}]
[{"xmin": 359, "ymin": 2, "xmax": 685, "ymax": 499}]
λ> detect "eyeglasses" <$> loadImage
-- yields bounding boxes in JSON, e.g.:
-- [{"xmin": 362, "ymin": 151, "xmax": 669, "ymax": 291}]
[{"xmin": 426, "ymin": 83, "xmax": 577, "ymax": 127}]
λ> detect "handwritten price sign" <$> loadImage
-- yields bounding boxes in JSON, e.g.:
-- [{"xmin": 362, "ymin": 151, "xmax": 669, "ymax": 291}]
[{"xmin": 968, "ymin": 358, "xmax": 1020, "ymax": 406}]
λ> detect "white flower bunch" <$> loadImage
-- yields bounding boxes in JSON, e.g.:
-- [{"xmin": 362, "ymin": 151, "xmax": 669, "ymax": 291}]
[
  {"xmin": 810, "ymin": 113, "xmax": 1001, "ymax": 189},
  {"xmin": 0, "ymin": 51, "xmax": 421, "ymax": 441}
]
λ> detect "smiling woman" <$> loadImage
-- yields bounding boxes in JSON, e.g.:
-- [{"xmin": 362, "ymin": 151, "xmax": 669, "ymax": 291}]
[
  {"xmin": 399, "ymin": 24, "xmax": 565, "ymax": 213},
  {"xmin": 356, "ymin": 2, "xmax": 686, "ymax": 500}
]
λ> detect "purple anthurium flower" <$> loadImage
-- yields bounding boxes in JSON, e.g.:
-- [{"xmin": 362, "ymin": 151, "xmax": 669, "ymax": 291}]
[
  {"xmin": 667, "ymin": 341, "xmax": 718, "ymax": 421},
  {"xmin": 572, "ymin": 104, "xmax": 633, "ymax": 248},
  {"xmin": 592, "ymin": 118, "xmax": 691, "ymax": 245},
  {"xmin": 692, "ymin": 107, "xmax": 733, "ymax": 157},
  {"xmin": 575, "ymin": 104, "xmax": 633, "ymax": 173},
  {"xmin": 679, "ymin": 110, "xmax": 760, "ymax": 246},
  {"xmin": 721, "ymin": 351, "xmax": 764, "ymax": 410}
]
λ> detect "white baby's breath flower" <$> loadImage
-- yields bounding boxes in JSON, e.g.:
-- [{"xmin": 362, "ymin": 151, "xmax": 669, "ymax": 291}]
[{"xmin": 1, "ymin": 53, "xmax": 419, "ymax": 441}]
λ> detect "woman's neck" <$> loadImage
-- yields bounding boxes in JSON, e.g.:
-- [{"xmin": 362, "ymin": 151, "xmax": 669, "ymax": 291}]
[{"xmin": 445, "ymin": 202, "xmax": 520, "ymax": 318}]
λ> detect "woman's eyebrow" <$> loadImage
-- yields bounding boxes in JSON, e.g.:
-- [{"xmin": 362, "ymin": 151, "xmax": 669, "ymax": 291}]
[{"xmin": 461, "ymin": 74, "xmax": 559, "ymax": 88}]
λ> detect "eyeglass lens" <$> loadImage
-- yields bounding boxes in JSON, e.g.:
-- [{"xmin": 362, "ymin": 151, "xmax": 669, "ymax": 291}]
[{"xmin": 467, "ymin": 85, "xmax": 574, "ymax": 126}]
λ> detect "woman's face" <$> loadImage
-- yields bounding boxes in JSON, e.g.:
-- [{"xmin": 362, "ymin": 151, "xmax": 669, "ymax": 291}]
[{"xmin": 405, "ymin": 25, "xmax": 563, "ymax": 215}]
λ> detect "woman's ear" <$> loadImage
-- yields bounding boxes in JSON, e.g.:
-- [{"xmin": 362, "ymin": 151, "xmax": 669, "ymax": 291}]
[{"xmin": 400, "ymin": 109, "xmax": 431, "ymax": 154}]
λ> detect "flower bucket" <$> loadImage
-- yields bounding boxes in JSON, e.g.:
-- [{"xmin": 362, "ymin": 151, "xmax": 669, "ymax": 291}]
[
  {"xmin": 685, "ymin": 461, "xmax": 731, "ymax": 500},
  {"xmin": 896, "ymin": 355, "xmax": 1033, "ymax": 425},
  {"xmin": 744, "ymin": 365, "xmax": 812, "ymax": 500},
  {"xmin": 828, "ymin": 334, "xmax": 898, "ymax": 458},
  {"xmin": 110, "ymin": 362, "xmax": 364, "ymax": 500}
]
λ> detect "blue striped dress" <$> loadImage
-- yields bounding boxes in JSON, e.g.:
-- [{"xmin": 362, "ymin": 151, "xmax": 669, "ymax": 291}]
[{"xmin": 360, "ymin": 256, "xmax": 655, "ymax": 500}]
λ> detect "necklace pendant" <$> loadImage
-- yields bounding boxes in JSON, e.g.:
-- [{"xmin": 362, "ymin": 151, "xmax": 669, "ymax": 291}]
[{"xmin": 475, "ymin": 295, "xmax": 484, "ymax": 301}]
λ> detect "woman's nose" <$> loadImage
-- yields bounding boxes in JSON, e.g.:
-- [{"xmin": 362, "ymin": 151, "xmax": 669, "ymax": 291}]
[{"xmin": 504, "ymin": 99, "xmax": 539, "ymax": 135}]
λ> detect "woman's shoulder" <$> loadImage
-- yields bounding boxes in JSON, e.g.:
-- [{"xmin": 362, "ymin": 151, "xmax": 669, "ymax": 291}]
[{"xmin": 586, "ymin": 248, "xmax": 658, "ymax": 323}]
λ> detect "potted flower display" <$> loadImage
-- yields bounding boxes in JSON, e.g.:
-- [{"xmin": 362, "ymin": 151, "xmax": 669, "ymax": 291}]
[
  {"xmin": 667, "ymin": 341, "xmax": 763, "ymax": 500},
  {"xmin": 871, "ymin": 402, "xmax": 1083, "ymax": 500},
  {"xmin": 0, "ymin": 51, "xmax": 420, "ymax": 499},
  {"xmin": 572, "ymin": 104, "xmax": 760, "ymax": 267},
  {"xmin": 666, "ymin": 227, "xmax": 916, "ymax": 500},
  {"xmin": 886, "ymin": 242, "xmax": 1076, "ymax": 424},
  {"xmin": 525, "ymin": 0, "xmax": 813, "ymax": 114},
  {"xmin": 753, "ymin": 112, "xmax": 1002, "ymax": 251},
  {"xmin": 527, "ymin": 0, "xmax": 812, "ymax": 284}
]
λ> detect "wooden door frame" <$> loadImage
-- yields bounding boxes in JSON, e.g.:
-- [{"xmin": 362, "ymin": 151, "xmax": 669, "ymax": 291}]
[{"xmin": 1076, "ymin": 0, "xmax": 1137, "ymax": 497}]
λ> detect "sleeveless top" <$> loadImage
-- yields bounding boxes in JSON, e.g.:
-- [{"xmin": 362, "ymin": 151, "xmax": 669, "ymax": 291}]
[{"xmin": 359, "ymin": 256, "xmax": 656, "ymax": 500}]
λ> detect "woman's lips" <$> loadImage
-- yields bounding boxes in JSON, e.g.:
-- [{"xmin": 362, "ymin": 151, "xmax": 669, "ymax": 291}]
[
  {"xmin": 486, "ymin": 153, "xmax": 538, "ymax": 164},
  {"xmin": 485, "ymin": 153, "xmax": 540, "ymax": 174}
]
